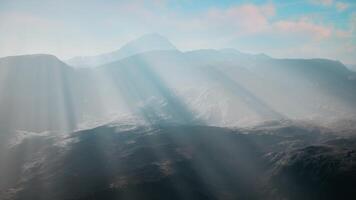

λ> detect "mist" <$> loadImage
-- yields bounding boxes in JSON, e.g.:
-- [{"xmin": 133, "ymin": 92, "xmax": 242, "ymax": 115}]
[{"xmin": 1, "ymin": 1, "xmax": 356, "ymax": 200}]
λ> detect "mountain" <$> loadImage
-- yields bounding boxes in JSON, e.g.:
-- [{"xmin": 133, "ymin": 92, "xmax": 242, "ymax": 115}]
[
  {"xmin": 2, "ymin": 44, "xmax": 356, "ymax": 132},
  {"xmin": 66, "ymin": 33, "xmax": 177, "ymax": 68},
  {"xmin": 266, "ymin": 138, "xmax": 356, "ymax": 200},
  {"xmin": 1, "ymin": 35, "xmax": 356, "ymax": 131},
  {"xmin": 0, "ymin": 54, "xmax": 79, "ymax": 132},
  {"xmin": 1, "ymin": 35, "xmax": 356, "ymax": 200},
  {"xmin": 1, "ymin": 122, "xmax": 355, "ymax": 200},
  {"xmin": 346, "ymin": 64, "xmax": 356, "ymax": 72},
  {"xmin": 93, "ymin": 49, "xmax": 356, "ymax": 126}
]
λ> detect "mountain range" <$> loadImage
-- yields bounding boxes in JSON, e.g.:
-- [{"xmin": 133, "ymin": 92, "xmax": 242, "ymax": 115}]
[
  {"xmin": 66, "ymin": 33, "xmax": 176, "ymax": 68},
  {"xmin": 1, "ymin": 33, "xmax": 356, "ymax": 200},
  {"xmin": 0, "ymin": 34, "xmax": 355, "ymax": 132}
]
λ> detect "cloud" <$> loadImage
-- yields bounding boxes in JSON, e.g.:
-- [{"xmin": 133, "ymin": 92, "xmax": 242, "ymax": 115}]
[
  {"xmin": 309, "ymin": 0, "xmax": 350, "ymax": 12},
  {"xmin": 335, "ymin": 29, "xmax": 352, "ymax": 38},
  {"xmin": 335, "ymin": 2, "xmax": 349, "ymax": 11},
  {"xmin": 309, "ymin": 0, "xmax": 333, "ymax": 6},
  {"xmin": 0, "ymin": 12, "xmax": 60, "ymax": 56},
  {"xmin": 0, "ymin": 1, "xmax": 354, "ymax": 64},
  {"xmin": 273, "ymin": 19, "xmax": 332, "ymax": 40},
  {"xmin": 204, "ymin": 4, "xmax": 275, "ymax": 36},
  {"xmin": 101, "ymin": 2, "xmax": 278, "ymax": 49},
  {"xmin": 0, "ymin": 11, "xmax": 113, "ymax": 58},
  {"xmin": 351, "ymin": 13, "xmax": 356, "ymax": 32},
  {"xmin": 0, "ymin": 12, "xmax": 53, "ymax": 31}
]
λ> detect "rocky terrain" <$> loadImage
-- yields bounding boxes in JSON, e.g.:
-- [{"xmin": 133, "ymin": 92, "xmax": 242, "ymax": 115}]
[{"xmin": 0, "ymin": 122, "xmax": 355, "ymax": 200}]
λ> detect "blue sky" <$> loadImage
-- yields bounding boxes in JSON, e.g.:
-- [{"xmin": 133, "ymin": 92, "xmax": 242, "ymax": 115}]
[{"xmin": 0, "ymin": 0, "xmax": 355, "ymax": 64}]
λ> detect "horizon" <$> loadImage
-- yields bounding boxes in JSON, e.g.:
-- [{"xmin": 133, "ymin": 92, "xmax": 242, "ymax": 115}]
[
  {"xmin": 1, "ymin": 1, "xmax": 356, "ymax": 199},
  {"xmin": 0, "ymin": 0, "xmax": 355, "ymax": 64},
  {"xmin": 0, "ymin": 32, "xmax": 354, "ymax": 68}
]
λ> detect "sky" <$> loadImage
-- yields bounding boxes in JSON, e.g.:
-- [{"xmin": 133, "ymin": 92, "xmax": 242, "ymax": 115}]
[{"xmin": 0, "ymin": 0, "xmax": 355, "ymax": 64}]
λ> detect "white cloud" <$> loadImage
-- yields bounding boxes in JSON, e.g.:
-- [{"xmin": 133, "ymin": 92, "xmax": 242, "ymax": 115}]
[
  {"xmin": 309, "ymin": 0, "xmax": 350, "ymax": 12},
  {"xmin": 335, "ymin": 2, "xmax": 349, "ymax": 11},
  {"xmin": 310, "ymin": 0, "xmax": 334, "ymax": 6},
  {"xmin": 0, "ymin": 1, "xmax": 355, "ymax": 64},
  {"xmin": 273, "ymin": 19, "xmax": 332, "ymax": 40},
  {"xmin": 203, "ymin": 4, "xmax": 274, "ymax": 35}
]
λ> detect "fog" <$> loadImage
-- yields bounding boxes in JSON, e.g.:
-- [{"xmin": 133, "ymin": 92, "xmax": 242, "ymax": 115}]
[
  {"xmin": 1, "ymin": 33, "xmax": 356, "ymax": 200},
  {"xmin": 1, "ymin": 36, "xmax": 355, "ymax": 132}
]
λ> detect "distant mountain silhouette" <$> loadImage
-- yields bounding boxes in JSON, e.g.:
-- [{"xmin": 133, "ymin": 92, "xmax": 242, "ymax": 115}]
[
  {"xmin": 1, "ymin": 35, "xmax": 356, "ymax": 132},
  {"xmin": 66, "ymin": 33, "xmax": 176, "ymax": 67},
  {"xmin": 1, "ymin": 35, "xmax": 356, "ymax": 200}
]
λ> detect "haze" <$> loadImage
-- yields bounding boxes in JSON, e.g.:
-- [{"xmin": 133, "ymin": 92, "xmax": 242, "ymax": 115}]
[
  {"xmin": 0, "ymin": 0, "xmax": 355, "ymax": 65},
  {"xmin": 1, "ymin": 1, "xmax": 356, "ymax": 200}
]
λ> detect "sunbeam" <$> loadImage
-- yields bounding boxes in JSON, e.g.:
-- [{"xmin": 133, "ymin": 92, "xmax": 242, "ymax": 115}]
[{"xmin": 1, "ymin": 1, "xmax": 356, "ymax": 199}]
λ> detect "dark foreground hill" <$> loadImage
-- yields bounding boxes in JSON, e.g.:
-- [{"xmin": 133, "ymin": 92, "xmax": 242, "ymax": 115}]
[{"xmin": 0, "ymin": 123, "xmax": 355, "ymax": 200}]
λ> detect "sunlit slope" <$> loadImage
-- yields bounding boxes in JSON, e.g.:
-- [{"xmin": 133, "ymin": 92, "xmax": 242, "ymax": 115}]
[
  {"xmin": 1, "ymin": 48, "xmax": 356, "ymax": 132},
  {"xmin": 94, "ymin": 49, "xmax": 356, "ymax": 126}
]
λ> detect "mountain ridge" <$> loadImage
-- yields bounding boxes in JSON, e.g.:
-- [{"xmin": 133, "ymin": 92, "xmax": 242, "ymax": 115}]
[
  {"xmin": 66, "ymin": 33, "xmax": 176, "ymax": 68},
  {"xmin": 0, "ymin": 35, "xmax": 355, "ymax": 132}
]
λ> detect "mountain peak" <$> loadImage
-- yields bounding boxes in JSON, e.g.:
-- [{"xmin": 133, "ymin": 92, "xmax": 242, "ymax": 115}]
[
  {"xmin": 66, "ymin": 33, "xmax": 176, "ymax": 67},
  {"xmin": 115, "ymin": 33, "xmax": 176, "ymax": 56},
  {"xmin": 131, "ymin": 33, "xmax": 172, "ymax": 44}
]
